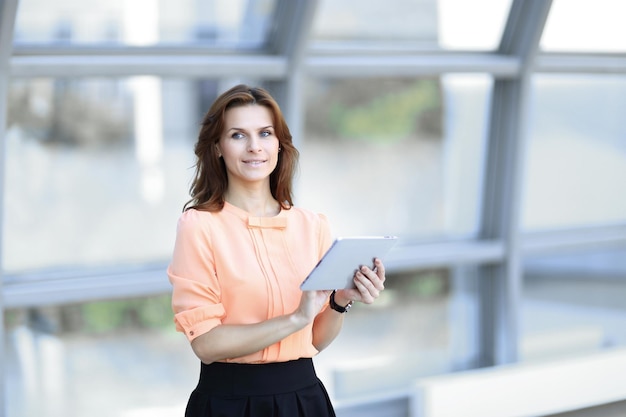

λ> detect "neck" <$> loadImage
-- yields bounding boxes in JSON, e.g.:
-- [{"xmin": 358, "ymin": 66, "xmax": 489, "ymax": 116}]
[{"xmin": 224, "ymin": 190, "xmax": 280, "ymax": 217}]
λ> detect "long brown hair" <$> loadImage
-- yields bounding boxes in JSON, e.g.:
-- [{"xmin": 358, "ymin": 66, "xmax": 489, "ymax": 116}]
[{"xmin": 184, "ymin": 84, "xmax": 299, "ymax": 212}]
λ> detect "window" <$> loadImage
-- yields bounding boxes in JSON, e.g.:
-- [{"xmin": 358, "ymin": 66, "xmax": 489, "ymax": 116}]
[
  {"xmin": 4, "ymin": 77, "xmax": 264, "ymax": 272},
  {"xmin": 312, "ymin": 0, "xmax": 512, "ymax": 51},
  {"xmin": 522, "ymin": 75, "xmax": 626, "ymax": 230},
  {"xmin": 301, "ymin": 75, "xmax": 491, "ymax": 239},
  {"xmin": 14, "ymin": 0, "xmax": 276, "ymax": 48},
  {"xmin": 541, "ymin": 0, "xmax": 626, "ymax": 53},
  {"xmin": 317, "ymin": 266, "xmax": 480, "ymax": 398},
  {"xmin": 522, "ymin": 247, "xmax": 626, "ymax": 361},
  {"xmin": 5, "ymin": 295, "xmax": 191, "ymax": 416}
]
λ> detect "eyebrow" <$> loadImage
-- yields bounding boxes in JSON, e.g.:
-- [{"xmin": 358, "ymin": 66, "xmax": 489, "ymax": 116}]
[{"xmin": 227, "ymin": 125, "xmax": 274, "ymax": 132}]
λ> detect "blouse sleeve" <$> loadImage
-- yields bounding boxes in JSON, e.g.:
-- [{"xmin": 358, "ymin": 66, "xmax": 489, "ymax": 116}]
[{"xmin": 167, "ymin": 209, "xmax": 225, "ymax": 342}]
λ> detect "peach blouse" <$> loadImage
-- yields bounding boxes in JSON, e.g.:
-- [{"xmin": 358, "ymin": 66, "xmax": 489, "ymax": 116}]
[{"xmin": 167, "ymin": 202, "xmax": 333, "ymax": 364}]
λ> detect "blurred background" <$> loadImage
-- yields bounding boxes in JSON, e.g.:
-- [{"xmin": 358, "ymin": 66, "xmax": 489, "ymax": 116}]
[{"xmin": 1, "ymin": 0, "xmax": 625, "ymax": 416}]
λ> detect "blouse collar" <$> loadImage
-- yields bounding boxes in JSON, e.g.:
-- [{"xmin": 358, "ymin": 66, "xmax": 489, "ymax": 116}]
[{"xmin": 223, "ymin": 201, "xmax": 287, "ymax": 229}]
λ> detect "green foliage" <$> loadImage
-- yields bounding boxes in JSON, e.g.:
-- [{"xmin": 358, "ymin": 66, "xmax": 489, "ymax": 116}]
[
  {"xmin": 408, "ymin": 271, "xmax": 447, "ymax": 298},
  {"xmin": 81, "ymin": 294, "xmax": 173, "ymax": 334},
  {"xmin": 329, "ymin": 80, "xmax": 441, "ymax": 142},
  {"xmin": 136, "ymin": 295, "xmax": 175, "ymax": 328},
  {"xmin": 82, "ymin": 300, "xmax": 127, "ymax": 333},
  {"xmin": 4, "ymin": 310, "xmax": 20, "ymax": 327},
  {"xmin": 386, "ymin": 269, "xmax": 448, "ymax": 299}
]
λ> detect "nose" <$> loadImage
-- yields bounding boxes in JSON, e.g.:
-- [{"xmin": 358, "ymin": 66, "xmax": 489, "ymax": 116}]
[{"xmin": 247, "ymin": 134, "xmax": 262, "ymax": 152}]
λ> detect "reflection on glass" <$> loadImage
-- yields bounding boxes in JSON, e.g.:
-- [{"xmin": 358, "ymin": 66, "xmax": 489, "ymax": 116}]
[
  {"xmin": 4, "ymin": 77, "xmax": 253, "ymax": 272},
  {"xmin": 4, "ymin": 270, "xmax": 478, "ymax": 414},
  {"xmin": 316, "ymin": 266, "xmax": 479, "ymax": 399},
  {"xmin": 438, "ymin": 0, "xmax": 512, "ymax": 50},
  {"xmin": 301, "ymin": 76, "xmax": 490, "ymax": 239},
  {"xmin": 4, "ymin": 74, "xmax": 491, "ymax": 268},
  {"xmin": 14, "ymin": 0, "xmax": 276, "ymax": 47},
  {"xmin": 523, "ymin": 75, "xmax": 626, "ymax": 230},
  {"xmin": 541, "ymin": 0, "xmax": 626, "ymax": 52},
  {"xmin": 522, "ymin": 247, "xmax": 626, "ymax": 362},
  {"xmin": 312, "ymin": 0, "xmax": 438, "ymax": 44},
  {"xmin": 312, "ymin": 0, "xmax": 511, "ymax": 51},
  {"xmin": 4, "ymin": 295, "xmax": 193, "ymax": 417}
]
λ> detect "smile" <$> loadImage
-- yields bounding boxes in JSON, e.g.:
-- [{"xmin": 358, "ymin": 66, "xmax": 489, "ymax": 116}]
[{"xmin": 243, "ymin": 160, "xmax": 266, "ymax": 166}]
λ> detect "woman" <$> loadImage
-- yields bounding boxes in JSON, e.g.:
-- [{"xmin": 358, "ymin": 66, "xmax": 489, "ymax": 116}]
[{"xmin": 167, "ymin": 84, "xmax": 386, "ymax": 417}]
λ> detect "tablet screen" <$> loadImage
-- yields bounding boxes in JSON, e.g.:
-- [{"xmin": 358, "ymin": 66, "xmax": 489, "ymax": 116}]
[{"xmin": 300, "ymin": 236, "xmax": 398, "ymax": 291}]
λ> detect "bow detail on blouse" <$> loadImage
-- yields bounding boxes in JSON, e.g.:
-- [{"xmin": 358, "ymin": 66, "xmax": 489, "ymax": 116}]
[{"xmin": 247, "ymin": 216, "xmax": 287, "ymax": 229}]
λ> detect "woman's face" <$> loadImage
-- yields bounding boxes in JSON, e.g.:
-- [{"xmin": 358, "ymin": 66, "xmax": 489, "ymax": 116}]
[{"xmin": 217, "ymin": 104, "xmax": 280, "ymax": 189}]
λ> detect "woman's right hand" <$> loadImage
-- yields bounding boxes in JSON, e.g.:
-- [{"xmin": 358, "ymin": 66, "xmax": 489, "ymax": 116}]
[
  {"xmin": 292, "ymin": 289, "xmax": 332, "ymax": 325},
  {"xmin": 192, "ymin": 289, "xmax": 333, "ymax": 364}
]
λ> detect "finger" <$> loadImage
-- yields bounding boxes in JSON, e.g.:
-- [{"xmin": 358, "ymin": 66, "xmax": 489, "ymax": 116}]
[
  {"xmin": 373, "ymin": 258, "xmax": 386, "ymax": 282},
  {"xmin": 355, "ymin": 271, "xmax": 381, "ymax": 299},
  {"xmin": 354, "ymin": 278, "xmax": 376, "ymax": 304},
  {"xmin": 359, "ymin": 266, "xmax": 385, "ymax": 291}
]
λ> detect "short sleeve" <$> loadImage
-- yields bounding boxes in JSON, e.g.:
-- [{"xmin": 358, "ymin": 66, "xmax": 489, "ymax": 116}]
[{"xmin": 167, "ymin": 209, "xmax": 225, "ymax": 342}]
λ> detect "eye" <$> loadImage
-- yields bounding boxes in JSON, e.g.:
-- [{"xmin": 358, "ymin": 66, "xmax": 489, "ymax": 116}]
[
  {"xmin": 260, "ymin": 130, "xmax": 272, "ymax": 138},
  {"xmin": 231, "ymin": 132, "xmax": 244, "ymax": 139}
]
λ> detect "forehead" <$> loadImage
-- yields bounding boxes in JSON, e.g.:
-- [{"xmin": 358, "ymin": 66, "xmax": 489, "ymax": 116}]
[{"xmin": 223, "ymin": 104, "xmax": 273, "ymax": 129}]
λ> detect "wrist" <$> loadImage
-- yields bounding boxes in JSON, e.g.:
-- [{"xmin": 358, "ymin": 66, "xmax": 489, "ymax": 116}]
[
  {"xmin": 333, "ymin": 290, "xmax": 352, "ymax": 307},
  {"xmin": 289, "ymin": 310, "xmax": 311, "ymax": 330},
  {"xmin": 329, "ymin": 290, "xmax": 353, "ymax": 313}
]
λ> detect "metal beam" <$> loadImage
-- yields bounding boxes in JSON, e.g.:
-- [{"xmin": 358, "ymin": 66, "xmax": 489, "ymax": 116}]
[
  {"xmin": 266, "ymin": 0, "xmax": 317, "ymax": 59},
  {"xmin": 4, "ymin": 219, "xmax": 625, "ymax": 309},
  {"xmin": 386, "ymin": 240, "xmax": 504, "ymax": 271},
  {"xmin": 2, "ymin": 263, "xmax": 171, "ymax": 309},
  {"xmin": 11, "ymin": 44, "xmax": 263, "ymax": 55},
  {"xmin": 535, "ymin": 52, "xmax": 626, "ymax": 74},
  {"xmin": 0, "ymin": 1, "xmax": 19, "ymax": 414},
  {"xmin": 11, "ymin": 54, "xmax": 288, "ymax": 78},
  {"xmin": 1, "ymin": 239, "xmax": 502, "ymax": 309},
  {"xmin": 12, "ymin": 48, "xmax": 626, "ymax": 81},
  {"xmin": 521, "ymin": 224, "xmax": 626, "ymax": 256},
  {"xmin": 265, "ymin": 0, "xmax": 319, "ymax": 147},
  {"xmin": 307, "ymin": 53, "xmax": 520, "ymax": 78},
  {"xmin": 10, "ymin": 49, "xmax": 523, "ymax": 79},
  {"xmin": 477, "ymin": 0, "xmax": 553, "ymax": 367}
]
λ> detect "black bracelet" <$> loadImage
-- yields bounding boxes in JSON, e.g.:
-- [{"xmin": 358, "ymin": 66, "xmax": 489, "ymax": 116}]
[{"xmin": 329, "ymin": 290, "xmax": 353, "ymax": 313}]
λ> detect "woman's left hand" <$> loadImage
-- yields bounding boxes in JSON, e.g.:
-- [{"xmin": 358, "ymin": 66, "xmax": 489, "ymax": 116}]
[{"xmin": 336, "ymin": 258, "xmax": 386, "ymax": 305}]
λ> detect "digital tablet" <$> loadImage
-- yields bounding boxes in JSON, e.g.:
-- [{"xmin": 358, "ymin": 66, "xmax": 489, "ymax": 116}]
[{"xmin": 300, "ymin": 236, "xmax": 398, "ymax": 291}]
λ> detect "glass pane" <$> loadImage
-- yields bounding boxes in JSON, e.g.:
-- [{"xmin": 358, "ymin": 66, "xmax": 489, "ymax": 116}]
[
  {"xmin": 13, "ymin": 0, "xmax": 276, "ymax": 47},
  {"xmin": 522, "ymin": 75, "xmax": 626, "ymax": 230},
  {"xmin": 541, "ymin": 0, "xmax": 626, "ymax": 52},
  {"xmin": 4, "ymin": 77, "xmax": 263, "ymax": 272},
  {"xmin": 312, "ymin": 0, "xmax": 438, "ymax": 44},
  {"xmin": 5, "ymin": 295, "xmax": 193, "ymax": 416},
  {"xmin": 5, "ymin": 270, "xmax": 479, "ymax": 413},
  {"xmin": 313, "ymin": 267, "xmax": 479, "ymax": 399},
  {"xmin": 522, "ymin": 246, "xmax": 626, "ymax": 363},
  {"xmin": 301, "ymin": 75, "xmax": 491, "ymax": 240},
  {"xmin": 312, "ymin": 0, "xmax": 512, "ymax": 51},
  {"xmin": 437, "ymin": 0, "xmax": 512, "ymax": 50}
]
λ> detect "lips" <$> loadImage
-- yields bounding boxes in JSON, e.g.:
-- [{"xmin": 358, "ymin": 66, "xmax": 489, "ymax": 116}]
[{"xmin": 243, "ymin": 159, "xmax": 267, "ymax": 165}]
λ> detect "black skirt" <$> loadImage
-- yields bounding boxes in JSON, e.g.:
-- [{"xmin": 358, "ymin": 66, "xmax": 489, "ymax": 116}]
[{"xmin": 185, "ymin": 358, "xmax": 336, "ymax": 417}]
